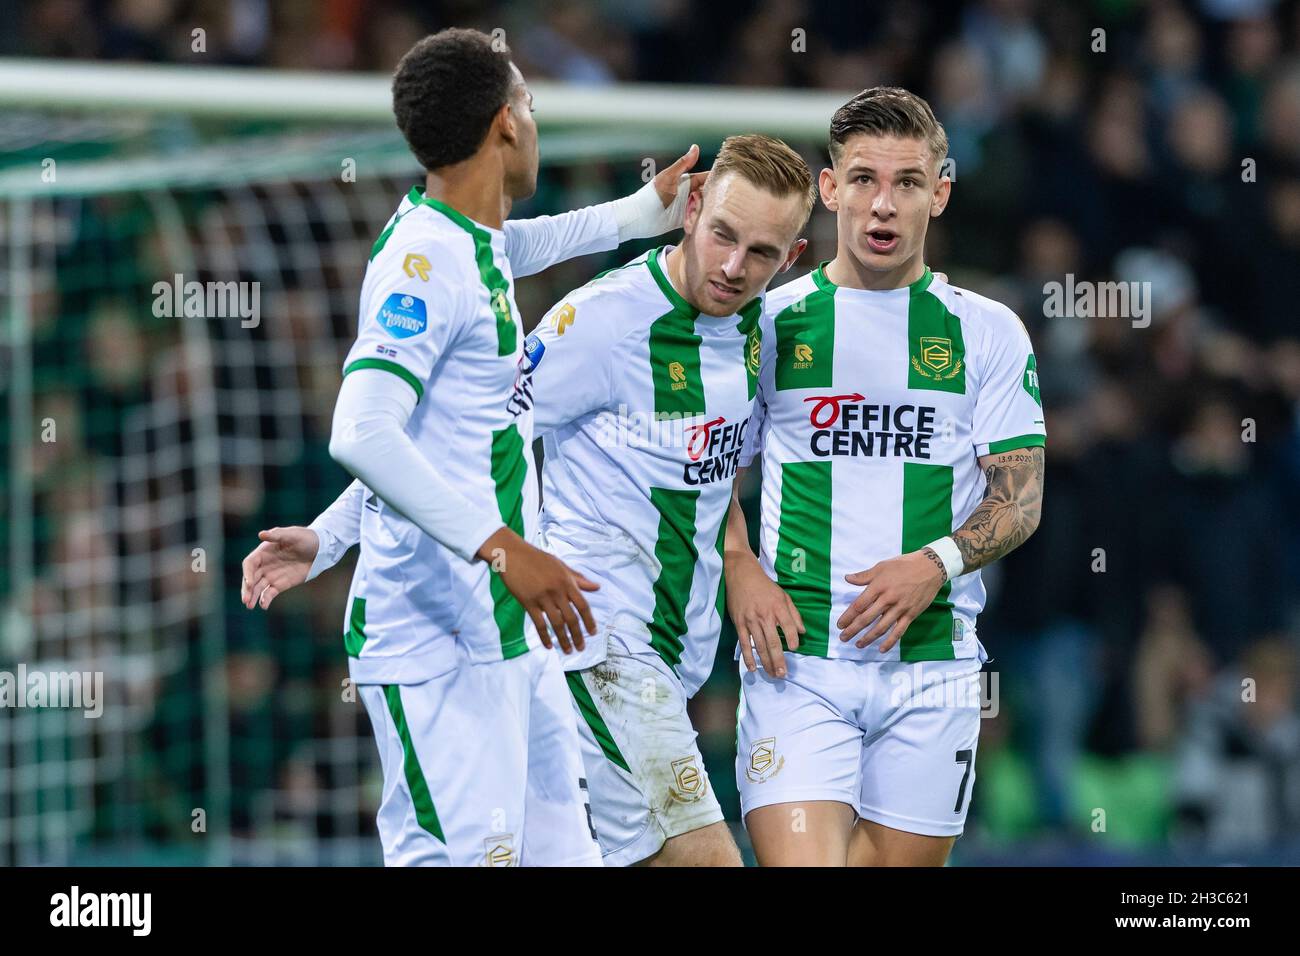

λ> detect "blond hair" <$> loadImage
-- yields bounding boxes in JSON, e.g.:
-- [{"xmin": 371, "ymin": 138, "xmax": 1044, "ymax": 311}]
[{"xmin": 709, "ymin": 133, "xmax": 817, "ymax": 229}]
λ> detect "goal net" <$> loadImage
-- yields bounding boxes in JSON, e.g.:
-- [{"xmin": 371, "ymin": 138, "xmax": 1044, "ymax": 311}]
[{"xmin": 0, "ymin": 61, "xmax": 842, "ymax": 864}]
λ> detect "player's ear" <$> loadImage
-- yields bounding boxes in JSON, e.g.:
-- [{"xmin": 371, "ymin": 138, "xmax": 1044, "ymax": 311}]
[
  {"xmin": 818, "ymin": 167, "xmax": 838, "ymax": 212},
  {"xmin": 495, "ymin": 101, "xmax": 518, "ymax": 148},
  {"xmin": 780, "ymin": 237, "xmax": 808, "ymax": 272},
  {"xmin": 930, "ymin": 174, "xmax": 950, "ymax": 218},
  {"xmin": 682, "ymin": 187, "xmax": 703, "ymax": 234}
]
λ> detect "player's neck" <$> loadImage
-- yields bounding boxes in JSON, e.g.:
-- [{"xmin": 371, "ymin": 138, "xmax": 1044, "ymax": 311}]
[
  {"xmin": 423, "ymin": 162, "xmax": 509, "ymax": 231},
  {"xmin": 825, "ymin": 251, "xmax": 925, "ymax": 291},
  {"xmin": 663, "ymin": 244, "xmax": 701, "ymax": 312}
]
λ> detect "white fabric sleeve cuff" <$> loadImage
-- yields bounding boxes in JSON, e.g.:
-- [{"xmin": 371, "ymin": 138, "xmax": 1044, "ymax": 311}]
[
  {"xmin": 328, "ymin": 369, "xmax": 504, "ymax": 563},
  {"xmin": 925, "ymin": 536, "xmax": 965, "ymax": 581},
  {"xmin": 304, "ymin": 480, "xmax": 365, "ymax": 581},
  {"xmin": 610, "ymin": 174, "xmax": 690, "ymax": 242}
]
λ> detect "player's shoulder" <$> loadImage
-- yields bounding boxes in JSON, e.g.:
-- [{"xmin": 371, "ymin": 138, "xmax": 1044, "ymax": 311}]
[
  {"xmin": 372, "ymin": 207, "xmax": 474, "ymax": 282},
  {"xmin": 760, "ymin": 270, "xmax": 820, "ymax": 321},
  {"xmin": 543, "ymin": 248, "xmax": 661, "ymax": 335},
  {"xmin": 926, "ymin": 276, "xmax": 1031, "ymax": 348}
]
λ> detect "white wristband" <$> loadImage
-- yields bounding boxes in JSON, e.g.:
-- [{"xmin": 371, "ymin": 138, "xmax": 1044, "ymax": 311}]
[
  {"xmin": 924, "ymin": 536, "xmax": 965, "ymax": 581},
  {"xmin": 610, "ymin": 174, "xmax": 690, "ymax": 242}
]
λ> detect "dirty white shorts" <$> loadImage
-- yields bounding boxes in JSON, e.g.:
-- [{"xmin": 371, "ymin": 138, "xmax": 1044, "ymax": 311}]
[{"xmin": 565, "ymin": 632, "xmax": 724, "ymax": 866}]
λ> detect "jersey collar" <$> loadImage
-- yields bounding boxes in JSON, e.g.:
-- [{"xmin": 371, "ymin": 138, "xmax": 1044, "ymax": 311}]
[
  {"xmin": 406, "ymin": 185, "xmax": 502, "ymax": 237},
  {"xmin": 646, "ymin": 246, "xmax": 699, "ymax": 318},
  {"xmin": 813, "ymin": 260, "xmax": 934, "ymax": 295}
]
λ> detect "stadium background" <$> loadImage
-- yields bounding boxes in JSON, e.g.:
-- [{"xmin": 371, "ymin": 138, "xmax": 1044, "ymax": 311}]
[{"xmin": 1, "ymin": 0, "xmax": 1298, "ymax": 865}]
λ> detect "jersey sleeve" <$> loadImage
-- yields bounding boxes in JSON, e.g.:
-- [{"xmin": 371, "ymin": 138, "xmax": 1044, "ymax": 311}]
[
  {"xmin": 504, "ymin": 204, "xmax": 620, "ymax": 278},
  {"xmin": 739, "ymin": 373, "xmax": 768, "ymax": 468},
  {"xmin": 971, "ymin": 309, "xmax": 1046, "ymax": 457},
  {"xmin": 524, "ymin": 294, "xmax": 618, "ymax": 436},
  {"xmin": 341, "ymin": 236, "xmax": 467, "ymax": 400},
  {"xmin": 305, "ymin": 479, "xmax": 364, "ymax": 581}
]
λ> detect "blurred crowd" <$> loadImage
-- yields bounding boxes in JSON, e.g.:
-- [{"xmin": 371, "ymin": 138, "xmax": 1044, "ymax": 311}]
[{"xmin": 5, "ymin": 0, "xmax": 1300, "ymax": 862}]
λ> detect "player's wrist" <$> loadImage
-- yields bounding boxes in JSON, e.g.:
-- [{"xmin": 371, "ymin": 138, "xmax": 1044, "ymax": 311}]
[
  {"xmin": 474, "ymin": 525, "xmax": 516, "ymax": 563},
  {"xmin": 610, "ymin": 176, "xmax": 688, "ymax": 242},
  {"xmin": 922, "ymin": 536, "xmax": 964, "ymax": 583}
]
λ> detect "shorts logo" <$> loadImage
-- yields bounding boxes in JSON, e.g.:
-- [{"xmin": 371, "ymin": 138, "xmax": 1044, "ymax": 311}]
[
  {"xmin": 669, "ymin": 360, "xmax": 687, "ymax": 390},
  {"xmin": 670, "ymin": 756, "xmax": 704, "ymax": 802},
  {"xmin": 377, "ymin": 292, "xmax": 427, "ymax": 339},
  {"xmin": 793, "ymin": 342, "xmax": 813, "ymax": 368},
  {"xmin": 747, "ymin": 737, "xmax": 784, "ymax": 783},
  {"xmin": 552, "ymin": 302, "xmax": 575, "ymax": 335},
  {"xmin": 482, "ymin": 834, "xmax": 517, "ymax": 867},
  {"xmin": 911, "ymin": 336, "xmax": 963, "ymax": 381}
]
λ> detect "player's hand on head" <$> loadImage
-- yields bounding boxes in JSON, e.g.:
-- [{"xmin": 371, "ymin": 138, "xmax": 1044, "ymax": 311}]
[
  {"xmin": 479, "ymin": 528, "xmax": 598, "ymax": 655},
  {"xmin": 240, "ymin": 526, "xmax": 320, "ymax": 610},
  {"xmin": 837, "ymin": 551, "xmax": 945, "ymax": 652},
  {"xmin": 652, "ymin": 143, "xmax": 703, "ymax": 209},
  {"xmin": 724, "ymin": 549, "xmax": 803, "ymax": 678}
]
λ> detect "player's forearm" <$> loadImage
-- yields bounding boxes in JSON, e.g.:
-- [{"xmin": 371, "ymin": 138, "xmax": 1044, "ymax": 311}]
[
  {"xmin": 304, "ymin": 479, "xmax": 365, "ymax": 581},
  {"xmin": 505, "ymin": 177, "xmax": 687, "ymax": 277},
  {"xmin": 504, "ymin": 204, "xmax": 619, "ymax": 278},
  {"xmin": 328, "ymin": 371, "xmax": 504, "ymax": 563},
  {"xmin": 949, "ymin": 446, "xmax": 1044, "ymax": 574},
  {"xmin": 723, "ymin": 480, "xmax": 760, "ymax": 571}
]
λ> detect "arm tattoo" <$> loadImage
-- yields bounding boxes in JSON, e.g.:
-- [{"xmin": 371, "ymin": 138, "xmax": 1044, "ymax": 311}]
[
  {"xmin": 921, "ymin": 546, "xmax": 950, "ymax": 583},
  {"xmin": 952, "ymin": 446, "xmax": 1044, "ymax": 573}
]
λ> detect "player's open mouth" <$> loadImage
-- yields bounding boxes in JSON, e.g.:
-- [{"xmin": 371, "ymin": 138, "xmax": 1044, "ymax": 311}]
[
  {"xmin": 709, "ymin": 279, "xmax": 741, "ymax": 300},
  {"xmin": 866, "ymin": 229, "xmax": 899, "ymax": 253}
]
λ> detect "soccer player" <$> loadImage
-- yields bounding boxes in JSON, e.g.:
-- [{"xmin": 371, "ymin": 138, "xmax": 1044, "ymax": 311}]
[
  {"xmin": 249, "ymin": 134, "xmax": 815, "ymax": 866},
  {"xmin": 519, "ymin": 135, "xmax": 812, "ymax": 865},
  {"xmin": 246, "ymin": 28, "xmax": 701, "ymax": 867},
  {"xmin": 724, "ymin": 87, "xmax": 1046, "ymax": 867}
]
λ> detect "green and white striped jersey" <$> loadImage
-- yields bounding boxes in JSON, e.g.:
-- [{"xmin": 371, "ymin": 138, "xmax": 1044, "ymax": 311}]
[
  {"xmin": 742, "ymin": 263, "xmax": 1046, "ymax": 663},
  {"xmin": 520, "ymin": 246, "xmax": 762, "ymax": 696},
  {"xmin": 339, "ymin": 187, "xmax": 541, "ymax": 682}
]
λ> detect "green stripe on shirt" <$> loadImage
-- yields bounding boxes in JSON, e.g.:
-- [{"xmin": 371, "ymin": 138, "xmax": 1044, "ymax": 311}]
[
  {"xmin": 900, "ymin": 461, "xmax": 957, "ymax": 661},
  {"xmin": 489, "ymin": 424, "xmax": 530, "ymax": 660},
  {"xmin": 774, "ymin": 460, "xmax": 833, "ymax": 656},
  {"xmin": 343, "ymin": 358, "xmax": 424, "ymax": 402},
  {"xmin": 647, "ymin": 486, "xmax": 700, "ymax": 669}
]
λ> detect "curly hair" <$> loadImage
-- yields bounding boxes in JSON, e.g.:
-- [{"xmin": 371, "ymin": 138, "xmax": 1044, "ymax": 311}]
[{"xmin": 392, "ymin": 28, "xmax": 515, "ymax": 171}]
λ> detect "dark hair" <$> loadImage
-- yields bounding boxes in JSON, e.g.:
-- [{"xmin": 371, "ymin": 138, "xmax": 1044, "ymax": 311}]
[
  {"xmin": 392, "ymin": 28, "xmax": 516, "ymax": 171},
  {"xmin": 828, "ymin": 86, "xmax": 948, "ymax": 170}
]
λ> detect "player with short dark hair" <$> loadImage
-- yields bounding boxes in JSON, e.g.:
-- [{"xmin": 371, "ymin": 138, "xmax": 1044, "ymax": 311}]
[{"xmin": 725, "ymin": 86, "xmax": 1046, "ymax": 867}]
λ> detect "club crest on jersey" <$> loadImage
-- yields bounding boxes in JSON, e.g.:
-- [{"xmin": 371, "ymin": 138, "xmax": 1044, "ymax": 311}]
[
  {"xmin": 376, "ymin": 292, "xmax": 427, "ymax": 339},
  {"xmin": 747, "ymin": 737, "xmax": 784, "ymax": 783},
  {"xmin": 670, "ymin": 756, "xmax": 705, "ymax": 802},
  {"xmin": 481, "ymin": 834, "xmax": 517, "ymax": 867},
  {"xmin": 745, "ymin": 329, "xmax": 761, "ymax": 377},
  {"xmin": 490, "ymin": 287, "xmax": 513, "ymax": 325},
  {"xmin": 911, "ymin": 335, "xmax": 963, "ymax": 381}
]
